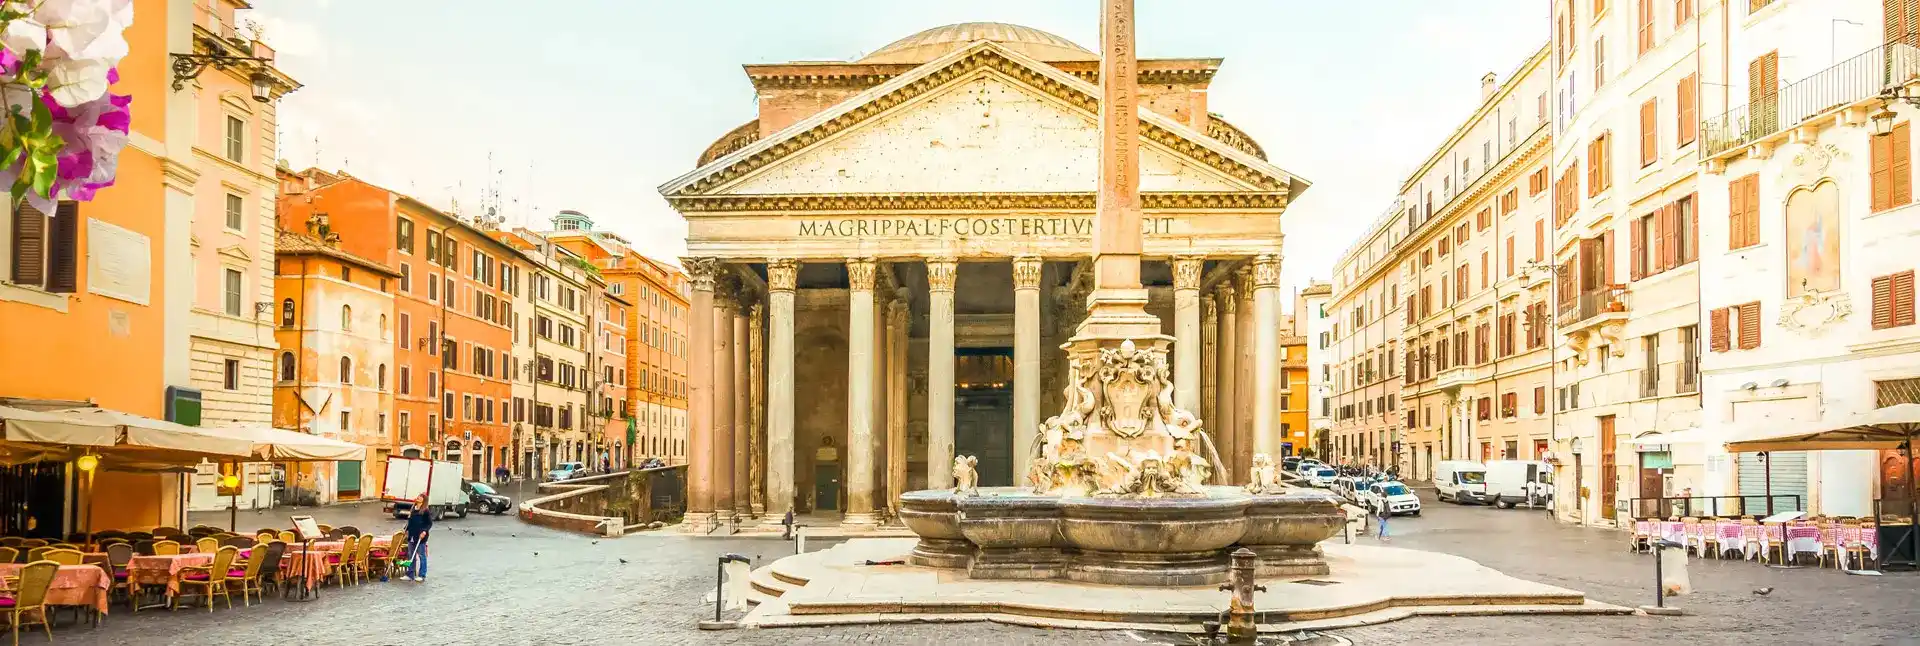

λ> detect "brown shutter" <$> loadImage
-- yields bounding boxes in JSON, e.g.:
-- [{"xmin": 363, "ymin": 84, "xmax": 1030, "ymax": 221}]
[
  {"xmin": 1874, "ymin": 274, "xmax": 1897, "ymax": 329},
  {"xmin": 1630, "ymin": 215, "xmax": 1647, "ymax": 280},
  {"xmin": 1744, "ymin": 175, "xmax": 1761, "ymax": 247},
  {"xmin": 1602, "ymin": 230, "xmax": 1616, "ymax": 285},
  {"xmin": 1640, "ymin": 98, "xmax": 1658, "ymax": 166},
  {"xmin": 1662, "ymin": 203, "xmax": 1680, "ymax": 271},
  {"xmin": 1687, "ymin": 192, "xmax": 1700, "ymax": 263},
  {"xmin": 1738, "ymin": 302, "xmax": 1762, "ymax": 350},
  {"xmin": 1729, "ymin": 175, "xmax": 1749, "ymax": 248},
  {"xmin": 1710, "ymin": 307, "xmax": 1730, "ymax": 352},
  {"xmin": 1677, "ymin": 74, "xmax": 1697, "ymax": 145},
  {"xmin": 1505, "ymin": 235, "xmax": 1516, "ymax": 277},
  {"xmin": 9, "ymin": 201, "xmax": 45, "ymax": 287},
  {"xmin": 1481, "ymin": 251, "xmax": 1490, "ymax": 288},
  {"xmin": 1896, "ymin": 270, "xmax": 1918, "ymax": 327},
  {"xmin": 1535, "ymin": 219, "xmax": 1546, "ymax": 261},
  {"xmin": 1874, "ymin": 129, "xmax": 1895, "ymax": 212},
  {"xmin": 1895, "ymin": 122, "xmax": 1912, "ymax": 208},
  {"xmin": 46, "ymin": 202, "xmax": 78, "ymax": 293}
]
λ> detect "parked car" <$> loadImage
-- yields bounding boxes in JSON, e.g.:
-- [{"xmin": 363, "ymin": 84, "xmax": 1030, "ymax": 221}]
[
  {"xmin": 1304, "ymin": 466, "xmax": 1338, "ymax": 488},
  {"xmin": 548, "ymin": 462, "xmax": 587, "ymax": 482},
  {"xmin": 1281, "ymin": 456, "xmax": 1304, "ymax": 472},
  {"xmin": 1482, "ymin": 460, "xmax": 1553, "ymax": 509},
  {"xmin": 1433, "ymin": 460, "xmax": 1489, "ymax": 504},
  {"xmin": 464, "ymin": 480, "xmax": 513, "ymax": 515},
  {"xmin": 1359, "ymin": 481, "xmax": 1422, "ymax": 516},
  {"xmin": 1293, "ymin": 459, "xmax": 1326, "ymax": 475}
]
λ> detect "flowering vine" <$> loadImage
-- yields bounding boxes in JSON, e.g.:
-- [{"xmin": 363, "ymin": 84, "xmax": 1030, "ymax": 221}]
[{"xmin": 0, "ymin": 0, "xmax": 134, "ymax": 211}]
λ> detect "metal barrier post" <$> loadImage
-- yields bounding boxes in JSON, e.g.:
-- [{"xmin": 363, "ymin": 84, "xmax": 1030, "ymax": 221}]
[{"xmin": 699, "ymin": 553, "xmax": 752, "ymax": 630}]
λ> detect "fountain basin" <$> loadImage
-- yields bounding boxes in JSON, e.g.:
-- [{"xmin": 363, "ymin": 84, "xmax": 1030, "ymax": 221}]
[{"xmin": 903, "ymin": 485, "xmax": 1344, "ymax": 586}]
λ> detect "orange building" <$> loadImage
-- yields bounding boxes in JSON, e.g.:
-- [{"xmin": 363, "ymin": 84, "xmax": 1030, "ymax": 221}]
[
  {"xmin": 271, "ymin": 226, "xmax": 398, "ymax": 501},
  {"xmin": 278, "ymin": 169, "xmax": 520, "ymax": 482},
  {"xmin": 0, "ymin": 0, "xmax": 190, "ymax": 533},
  {"xmin": 546, "ymin": 213, "xmax": 690, "ymax": 466},
  {"xmin": 595, "ymin": 291, "xmax": 633, "ymax": 466}
]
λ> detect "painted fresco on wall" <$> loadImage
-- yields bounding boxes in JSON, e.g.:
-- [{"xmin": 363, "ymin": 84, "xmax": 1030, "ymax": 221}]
[{"xmin": 1785, "ymin": 180, "xmax": 1841, "ymax": 297}]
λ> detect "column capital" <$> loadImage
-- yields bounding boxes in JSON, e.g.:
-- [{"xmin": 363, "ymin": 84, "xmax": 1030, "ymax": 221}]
[
  {"xmin": 767, "ymin": 259, "xmax": 798, "ymax": 293},
  {"xmin": 1012, "ymin": 255, "xmax": 1043, "ymax": 290},
  {"xmin": 684, "ymin": 257, "xmax": 721, "ymax": 291},
  {"xmin": 1172, "ymin": 256, "xmax": 1205, "ymax": 290},
  {"xmin": 1202, "ymin": 297, "xmax": 1217, "ymax": 323},
  {"xmin": 1216, "ymin": 282, "xmax": 1237, "ymax": 313},
  {"xmin": 749, "ymin": 301, "xmax": 764, "ymax": 320},
  {"xmin": 926, "ymin": 257, "xmax": 958, "ymax": 293},
  {"xmin": 1252, "ymin": 254, "xmax": 1281, "ymax": 288},
  {"xmin": 716, "ymin": 293, "xmax": 739, "ymax": 316},
  {"xmin": 847, "ymin": 257, "xmax": 877, "ymax": 291},
  {"xmin": 1233, "ymin": 266, "xmax": 1254, "ymax": 294}
]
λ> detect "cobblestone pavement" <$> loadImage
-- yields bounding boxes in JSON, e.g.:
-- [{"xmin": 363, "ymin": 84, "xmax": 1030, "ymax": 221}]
[{"xmin": 49, "ymin": 483, "xmax": 1915, "ymax": 645}]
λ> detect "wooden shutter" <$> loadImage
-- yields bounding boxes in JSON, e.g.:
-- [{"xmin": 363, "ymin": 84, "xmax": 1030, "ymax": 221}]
[
  {"xmin": 1874, "ymin": 129, "xmax": 1895, "ymax": 212},
  {"xmin": 1874, "ymin": 273, "xmax": 1898, "ymax": 329},
  {"xmin": 1896, "ymin": 270, "xmax": 1917, "ymax": 327},
  {"xmin": 1729, "ymin": 175, "xmax": 1749, "ymax": 248},
  {"xmin": 1535, "ymin": 219, "xmax": 1546, "ymax": 261},
  {"xmin": 1601, "ymin": 230, "xmax": 1616, "ymax": 284},
  {"xmin": 1638, "ymin": 0, "xmax": 1655, "ymax": 54},
  {"xmin": 9, "ymin": 201, "xmax": 45, "ymax": 287},
  {"xmin": 1505, "ymin": 235, "xmax": 1516, "ymax": 277},
  {"xmin": 1481, "ymin": 251, "xmax": 1490, "ymax": 288},
  {"xmin": 1677, "ymin": 74, "xmax": 1697, "ymax": 145},
  {"xmin": 1709, "ymin": 307, "xmax": 1731, "ymax": 351},
  {"xmin": 1888, "ymin": 0, "xmax": 1920, "ymax": 46},
  {"xmin": 1687, "ymin": 192, "xmax": 1699, "ymax": 263},
  {"xmin": 1662, "ymin": 203, "xmax": 1680, "ymax": 271},
  {"xmin": 1640, "ymin": 99, "xmax": 1658, "ymax": 166},
  {"xmin": 1750, "ymin": 51, "xmax": 1779, "ymax": 132},
  {"xmin": 1630, "ymin": 215, "xmax": 1647, "ymax": 280},
  {"xmin": 1895, "ymin": 122, "xmax": 1912, "ymax": 208},
  {"xmin": 1743, "ymin": 175, "xmax": 1761, "ymax": 247},
  {"xmin": 1737, "ymin": 302, "xmax": 1762, "ymax": 349},
  {"xmin": 46, "ymin": 202, "xmax": 78, "ymax": 293}
]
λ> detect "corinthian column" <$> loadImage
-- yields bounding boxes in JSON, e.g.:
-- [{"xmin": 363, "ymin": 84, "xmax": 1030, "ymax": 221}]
[
  {"xmin": 766, "ymin": 260, "xmax": 796, "ymax": 516},
  {"xmin": 733, "ymin": 296, "xmax": 752, "ymax": 518},
  {"xmin": 749, "ymin": 301, "xmax": 765, "ymax": 517},
  {"xmin": 712, "ymin": 278, "xmax": 738, "ymax": 521},
  {"xmin": 886, "ymin": 296, "xmax": 909, "ymax": 514},
  {"xmin": 1214, "ymin": 281, "xmax": 1238, "ymax": 482},
  {"xmin": 843, "ymin": 258, "xmax": 878, "ymax": 529},
  {"xmin": 1234, "ymin": 268, "xmax": 1254, "ymax": 477},
  {"xmin": 1172, "ymin": 256, "xmax": 1204, "ymax": 413},
  {"xmin": 1012, "ymin": 255, "xmax": 1043, "ymax": 483},
  {"xmin": 925, "ymin": 257, "xmax": 957, "ymax": 490},
  {"xmin": 1201, "ymin": 298, "xmax": 1217, "ymax": 431},
  {"xmin": 1251, "ymin": 254, "xmax": 1282, "ymax": 459},
  {"xmin": 682, "ymin": 258, "xmax": 718, "ymax": 531}
]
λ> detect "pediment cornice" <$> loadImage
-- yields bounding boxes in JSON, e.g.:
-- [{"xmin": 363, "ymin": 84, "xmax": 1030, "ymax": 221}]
[{"xmin": 667, "ymin": 191, "xmax": 1292, "ymax": 213}]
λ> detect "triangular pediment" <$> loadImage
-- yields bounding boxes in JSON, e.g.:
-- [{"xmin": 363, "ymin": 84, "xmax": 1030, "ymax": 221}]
[
  {"xmin": 660, "ymin": 41, "xmax": 1307, "ymax": 204},
  {"xmin": 216, "ymin": 244, "xmax": 253, "ymax": 262}
]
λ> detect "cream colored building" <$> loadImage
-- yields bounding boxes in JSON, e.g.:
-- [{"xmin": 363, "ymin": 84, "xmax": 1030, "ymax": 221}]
[
  {"xmin": 1548, "ymin": 0, "xmax": 1711, "ymax": 527},
  {"xmin": 500, "ymin": 229, "xmax": 603, "ymax": 471},
  {"xmin": 1325, "ymin": 202, "xmax": 1406, "ymax": 473},
  {"xmin": 1300, "ymin": 281, "xmax": 1333, "ymax": 456},
  {"xmin": 183, "ymin": 0, "xmax": 298, "ymax": 511},
  {"xmin": 662, "ymin": 23, "xmax": 1309, "ymax": 529}
]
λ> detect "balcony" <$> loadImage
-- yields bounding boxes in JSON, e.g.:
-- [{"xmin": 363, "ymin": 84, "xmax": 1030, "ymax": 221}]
[
  {"xmin": 1557, "ymin": 286, "xmax": 1628, "ymax": 331},
  {"xmin": 1702, "ymin": 40, "xmax": 1920, "ymax": 159},
  {"xmin": 1433, "ymin": 364, "xmax": 1483, "ymax": 392}
]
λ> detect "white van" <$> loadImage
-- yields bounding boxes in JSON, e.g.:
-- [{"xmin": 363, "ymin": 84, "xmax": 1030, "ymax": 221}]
[
  {"xmin": 1482, "ymin": 460, "xmax": 1553, "ymax": 509},
  {"xmin": 1433, "ymin": 460, "xmax": 1488, "ymax": 504}
]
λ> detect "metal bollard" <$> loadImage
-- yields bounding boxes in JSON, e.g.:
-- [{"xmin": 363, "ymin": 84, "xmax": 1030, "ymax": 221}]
[
  {"xmin": 1217, "ymin": 547, "xmax": 1266, "ymax": 644},
  {"xmin": 699, "ymin": 553, "xmax": 752, "ymax": 630}
]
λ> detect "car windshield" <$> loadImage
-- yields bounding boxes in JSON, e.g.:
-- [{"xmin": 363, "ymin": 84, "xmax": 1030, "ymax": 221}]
[
  {"xmin": 1458, "ymin": 471, "xmax": 1487, "ymax": 484},
  {"xmin": 1315, "ymin": 468, "xmax": 1336, "ymax": 477},
  {"xmin": 1381, "ymin": 484, "xmax": 1410, "ymax": 496},
  {"xmin": 469, "ymin": 482, "xmax": 496, "ymax": 495},
  {"xmin": 1538, "ymin": 472, "xmax": 1553, "ymax": 484}
]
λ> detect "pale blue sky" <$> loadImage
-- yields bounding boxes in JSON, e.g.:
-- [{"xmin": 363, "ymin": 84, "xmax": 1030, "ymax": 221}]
[{"xmin": 256, "ymin": 1, "xmax": 1547, "ymax": 293}]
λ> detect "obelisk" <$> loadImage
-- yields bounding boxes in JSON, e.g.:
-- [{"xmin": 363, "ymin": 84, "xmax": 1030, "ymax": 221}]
[{"xmin": 1079, "ymin": 0, "xmax": 1159, "ymax": 337}]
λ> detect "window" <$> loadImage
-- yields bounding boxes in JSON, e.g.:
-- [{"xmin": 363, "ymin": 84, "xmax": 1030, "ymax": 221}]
[
  {"xmin": 340, "ymin": 410, "xmax": 350, "ymax": 433},
  {"xmin": 224, "ymin": 115, "xmax": 244, "ymax": 162},
  {"xmin": 1675, "ymin": 0, "xmax": 1693, "ymax": 25},
  {"xmin": 1676, "ymin": 73, "xmax": 1697, "ymax": 146},
  {"xmin": 378, "ymin": 364, "xmax": 388, "ymax": 390},
  {"xmin": 224, "ymin": 193, "xmax": 244, "ymax": 230},
  {"xmin": 1872, "ymin": 270, "xmax": 1917, "ymax": 329},
  {"xmin": 1501, "ymin": 392, "xmax": 1518, "ymax": 418},
  {"xmin": 279, "ymin": 298, "xmax": 295, "ymax": 327},
  {"xmin": 223, "ymin": 268, "xmax": 244, "ymax": 316},
  {"xmin": 1728, "ymin": 173, "xmax": 1761, "ymax": 249},
  {"xmin": 1593, "ymin": 36, "xmax": 1606, "ymax": 90},
  {"xmin": 339, "ymin": 356, "xmax": 353, "ymax": 384},
  {"xmin": 1637, "ymin": 0, "xmax": 1655, "ymax": 55},
  {"xmin": 1711, "ymin": 302, "xmax": 1763, "ymax": 351},
  {"xmin": 341, "ymin": 305, "xmax": 352, "ymax": 331},
  {"xmin": 1529, "ymin": 167, "xmax": 1549, "ymax": 196},
  {"xmin": 1678, "ymin": 325, "xmax": 1699, "ymax": 393},
  {"xmin": 1641, "ymin": 333, "xmax": 1660, "ymax": 397},
  {"xmin": 1639, "ymin": 98, "xmax": 1657, "ymax": 166},
  {"xmin": 1534, "ymin": 386, "xmax": 1547, "ymax": 415},
  {"xmin": 398, "ymin": 313, "xmax": 411, "ymax": 350},
  {"xmin": 400, "ymin": 365, "xmax": 412, "ymax": 395},
  {"xmin": 396, "ymin": 218, "xmax": 414, "ymax": 254},
  {"xmin": 426, "ymin": 230, "xmax": 441, "ymax": 266},
  {"xmin": 1872, "ymin": 121, "xmax": 1912, "ymax": 213},
  {"xmin": 1632, "ymin": 213, "xmax": 1655, "ymax": 280},
  {"xmin": 1587, "ymin": 133, "xmax": 1612, "ymax": 196},
  {"xmin": 1555, "ymin": 162, "xmax": 1580, "ymax": 226},
  {"xmin": 223, "ymin": 358, "xmax": 240, "ymax": 390}
]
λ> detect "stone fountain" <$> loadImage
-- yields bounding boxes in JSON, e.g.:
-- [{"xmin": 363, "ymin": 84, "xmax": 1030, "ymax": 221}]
[{"xmin": 897, "ymin": 0, "xmax": 1343, "ymax": 588}]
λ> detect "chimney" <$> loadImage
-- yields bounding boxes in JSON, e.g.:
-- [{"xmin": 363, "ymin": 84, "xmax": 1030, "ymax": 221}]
[
  {"xmin": 1481, "ymin": 72, "xmax": 1497, "ymax": 100},
  {"xmin": 306, "ymin": 213, "xmax": 331, "ymax": 239}
]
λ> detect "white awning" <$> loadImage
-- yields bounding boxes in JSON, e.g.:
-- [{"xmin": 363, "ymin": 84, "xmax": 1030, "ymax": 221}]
[
  {"xmin": 0, "ymin": 405, "xmax": 118, "ymax": 446},
  {"xmin": 51, "ymin": 408, "xmax": 254, "ymax": 461},
  {"xmin": 1725, "ymin": 404, "xmax": 1920, "ymax": 453},
  {"xmin": 202, "ymin": 425, "xmax": 368, "ymax": 462}
]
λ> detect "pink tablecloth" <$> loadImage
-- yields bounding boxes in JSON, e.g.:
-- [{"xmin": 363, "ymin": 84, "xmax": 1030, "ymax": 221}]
[
  {"xmin": 308, "ymin": 537, "xmax": 392, "ymax": 552},
  {"xmin": 281, "ymin": 551, "xmax": 337, "ymax": 591},
  {"xmin": 0, "ymin": 563, "xmax": 110, "ymax": 614},
  {"xmin": 125, "ymin": 553, "xmax": 214, "ymax": 596}
]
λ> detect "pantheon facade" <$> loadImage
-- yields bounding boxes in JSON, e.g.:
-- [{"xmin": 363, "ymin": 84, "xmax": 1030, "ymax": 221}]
[{"xmin": 662, "ymin": 23, "xmax": 1308, "ymax": 529}]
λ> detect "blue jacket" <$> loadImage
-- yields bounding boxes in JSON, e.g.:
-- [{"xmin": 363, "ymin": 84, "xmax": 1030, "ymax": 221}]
[{"xmin": 406, "ymin": 505, "xmax": 434, "ymax": 542}]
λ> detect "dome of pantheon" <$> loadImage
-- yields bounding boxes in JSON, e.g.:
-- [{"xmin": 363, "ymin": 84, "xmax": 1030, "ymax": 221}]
[{"xmin": 857, "ymin": 22, "xmax": 1097, "ymax": 64}]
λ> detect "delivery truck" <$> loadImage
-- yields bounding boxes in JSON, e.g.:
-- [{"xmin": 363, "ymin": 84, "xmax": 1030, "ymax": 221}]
[{"xmin": 381, "ymin": 456, "xmax": 469, "ymax": 519}]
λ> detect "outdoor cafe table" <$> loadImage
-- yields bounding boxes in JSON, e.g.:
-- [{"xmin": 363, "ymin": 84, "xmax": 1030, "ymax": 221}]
[
  {"xmin": 0, "ymin": 563, "xmax": 109, "ymax": 616},
  {"xmin": 125, "ymin": 553, "xmax": 214, "ymax": 609}
]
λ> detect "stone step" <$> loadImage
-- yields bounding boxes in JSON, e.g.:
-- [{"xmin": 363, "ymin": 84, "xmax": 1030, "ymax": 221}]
[{"xmin": 750, "ymin": 565, "xmax": 794, "ymax": 598}]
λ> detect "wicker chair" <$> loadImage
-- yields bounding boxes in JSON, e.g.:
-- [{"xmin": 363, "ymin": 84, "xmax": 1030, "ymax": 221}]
[
  {"xmin": 0, "ymin": 549, "xmax": 14, "ymax": 566},
  {"xmin": 152, "ymin": 540, "xmax": 180, "ymax": 556},
  {"xmin": 15, "ymin": 541, "xmax": 44, "ymax": 550},
  {"xmin": 367, "ymin": 531, "xmax": 404, "ymax": 580},
  {"xmin": 194, "ymin": 537, "xmax": 219, "ymax": 554},
  {"xmin": 220, "ymin": 536, "xmax": 256, "ymax": 549},
  {"xmin": 39, "ymin": 550, "xmax": 81, "ymax": 566},
  {"xmin": 1, "ymin": 561, "xmax": 57, "ymax": 645},
  {"xmin": 252, "ymin": 541, "xmax": 287, "ymax": 598},
  {"xmin": 172, "ymin": 546, "xmax": 238, "ymax": 611},
  {"xmin": 326, "ymin": 538, "xmax": 361, "ymax": 587},
  {"xmin": 103, "ymin": 542, "xmax": 134, "ymax": 603},
  {"xmin": 230, "ymin": 545, "xmax": 268, "ymax": 606},
  {"xmin": 0, "ymin": 539, "xmax": 21, "ymax": 549},
  {"xmin": 353, "ymin": 535, "xmax": 374, "ymax": 583},
  {"xmin": 151, "ymin": 527, "xmax": 180, "ymax": 536},
  {"xmin": 276, "ymin": 530, "xmax": 295, "ymax": 544}
]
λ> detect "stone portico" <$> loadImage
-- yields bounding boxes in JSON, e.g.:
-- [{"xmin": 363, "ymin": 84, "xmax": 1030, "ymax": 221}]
[{"xmin": 662, "ymin": 23, "xmax": 1308, "ymax": 530}]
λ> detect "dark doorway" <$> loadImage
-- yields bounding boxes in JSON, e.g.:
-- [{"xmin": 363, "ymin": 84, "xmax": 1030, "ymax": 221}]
[
  {"xmin": 1, "ymin": 462, "xmax": 67, "ymax": 538},
  {"xmin": 955, "ymin": 348, "xmax": 1014, "ymax": 486},
  {"xmin": 813, "ymin": 463, "xmax": 841, "ymax": 511}
]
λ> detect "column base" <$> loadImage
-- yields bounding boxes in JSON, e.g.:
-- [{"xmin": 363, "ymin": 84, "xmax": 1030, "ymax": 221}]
[
  {"xmin": 1242, "ymin": 544, "xmax": 1330, "ymax": 577},
  {"xmin": 681, "ymin": 512, "xmax": 715, "ymax": 534},
  {"xmin": 968, "ymin": 546, "xmax": 1067, "ymax": 580},
  {"xmin": 750, "ymin": 502, "xmax": 766, "ymax": 517},
  {"xmin": 840, "ymin": 512, "xmax": 878, "ymax": 532}
]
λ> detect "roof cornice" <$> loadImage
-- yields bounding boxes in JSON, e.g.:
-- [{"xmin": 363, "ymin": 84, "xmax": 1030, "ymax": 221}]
[{"xmin": 667, "ymin": 191, "xmax": 1292, "ymax": 213}]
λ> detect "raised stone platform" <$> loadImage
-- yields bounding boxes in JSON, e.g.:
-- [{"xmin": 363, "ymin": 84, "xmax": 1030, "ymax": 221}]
[{"xmin": 741, "ymin": 538, "xmax": 1630, "ymax": 632}]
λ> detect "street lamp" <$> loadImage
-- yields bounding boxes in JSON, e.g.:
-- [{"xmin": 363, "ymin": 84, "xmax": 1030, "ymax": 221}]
[{"xmin": 1872, "ymin": 106, "xmax": 1899, "ymax": 136}]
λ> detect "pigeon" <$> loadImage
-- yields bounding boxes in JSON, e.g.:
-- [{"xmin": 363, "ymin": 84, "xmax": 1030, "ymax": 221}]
[
  {"xmin": 618, "ymin": 558, "xmax": 629, "ymax": 565},
  {"xmin": 1752, "ymin": 587, "xmax": 1773, "ymax": 596},
  {"xmin": 533, "ymin": 552, "xmax": 539, "ymax": 557},
  {"xmin": 592, "ymin": 540, "xmax": 600, "ymax": 545}
]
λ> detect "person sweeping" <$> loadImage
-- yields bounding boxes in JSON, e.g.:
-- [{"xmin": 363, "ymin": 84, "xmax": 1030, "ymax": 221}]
[{"xmin": 402, "ymin": 493, "xmax": 433, "ymax": 582}]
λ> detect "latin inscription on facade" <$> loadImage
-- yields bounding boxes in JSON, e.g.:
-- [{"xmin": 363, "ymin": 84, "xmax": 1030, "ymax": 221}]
[{"xmin": 797, "ymin": 216, "xmax": 1178, "ymax": 238}]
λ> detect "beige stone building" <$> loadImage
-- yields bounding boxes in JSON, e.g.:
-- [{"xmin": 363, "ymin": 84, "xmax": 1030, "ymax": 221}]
[{"xmin": 661, "ymin": 23, "xmax": 1308, "ymax": 528}]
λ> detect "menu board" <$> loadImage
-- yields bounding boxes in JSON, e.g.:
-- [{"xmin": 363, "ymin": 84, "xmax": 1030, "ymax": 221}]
[{"xmin": 291, "ymin": 515, "xmax": 323, "ymax": 541}]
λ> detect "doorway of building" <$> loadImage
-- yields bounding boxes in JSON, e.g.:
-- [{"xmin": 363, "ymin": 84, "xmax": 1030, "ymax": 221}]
[
  {"xmin": 1599, "ymin": 416, "xmax": 1617, "ymax": 521},
  {"xmin": 954, "ymin": 350, "xmax": 1014, "ymax": 486},
  {"xmin": 0, "ymin": 462, "xmax": 65, "ymax": 538},
  {"xmin": 813, "ymin": 463, "xmax": 841, "ymax": 511}
]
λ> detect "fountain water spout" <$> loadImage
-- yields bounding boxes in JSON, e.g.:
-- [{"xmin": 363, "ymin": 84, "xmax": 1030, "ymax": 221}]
[{"xmin": 1220, "ymin": 547, "xmax": 1265, "ymax": 643}]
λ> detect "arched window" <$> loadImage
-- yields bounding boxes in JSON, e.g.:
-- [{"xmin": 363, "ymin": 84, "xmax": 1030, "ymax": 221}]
[
  {"xmin": 379, "ymin": 314, "xmax": 389, "ymax": 340},
  {"xmin": 279, "ymin": 351, "xmax": 295, "ymax": 381},
  {"xmin": 341, "ymin": 305, "xmax": 352, "ymax": 331},
  {"xmin": 280, "ymin": 299, "xmax": 295, "ymax": 327},
  {"xmin": 377, "ymin": 364, "xmax": 388, "ymax": 390},
  {"xmin": 339, "ymin": 356, "xmax": 352, "ymax": 384}
]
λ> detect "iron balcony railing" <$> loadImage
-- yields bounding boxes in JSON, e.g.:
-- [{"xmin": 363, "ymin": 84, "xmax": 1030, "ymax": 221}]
[
  {"xmin": 1703, "ymin": 40, "xmax": 1920, "ymax": 158},
  {"xmin": 1556, "ymin": 286, "xmax": 1628, "ymax": 328}
]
